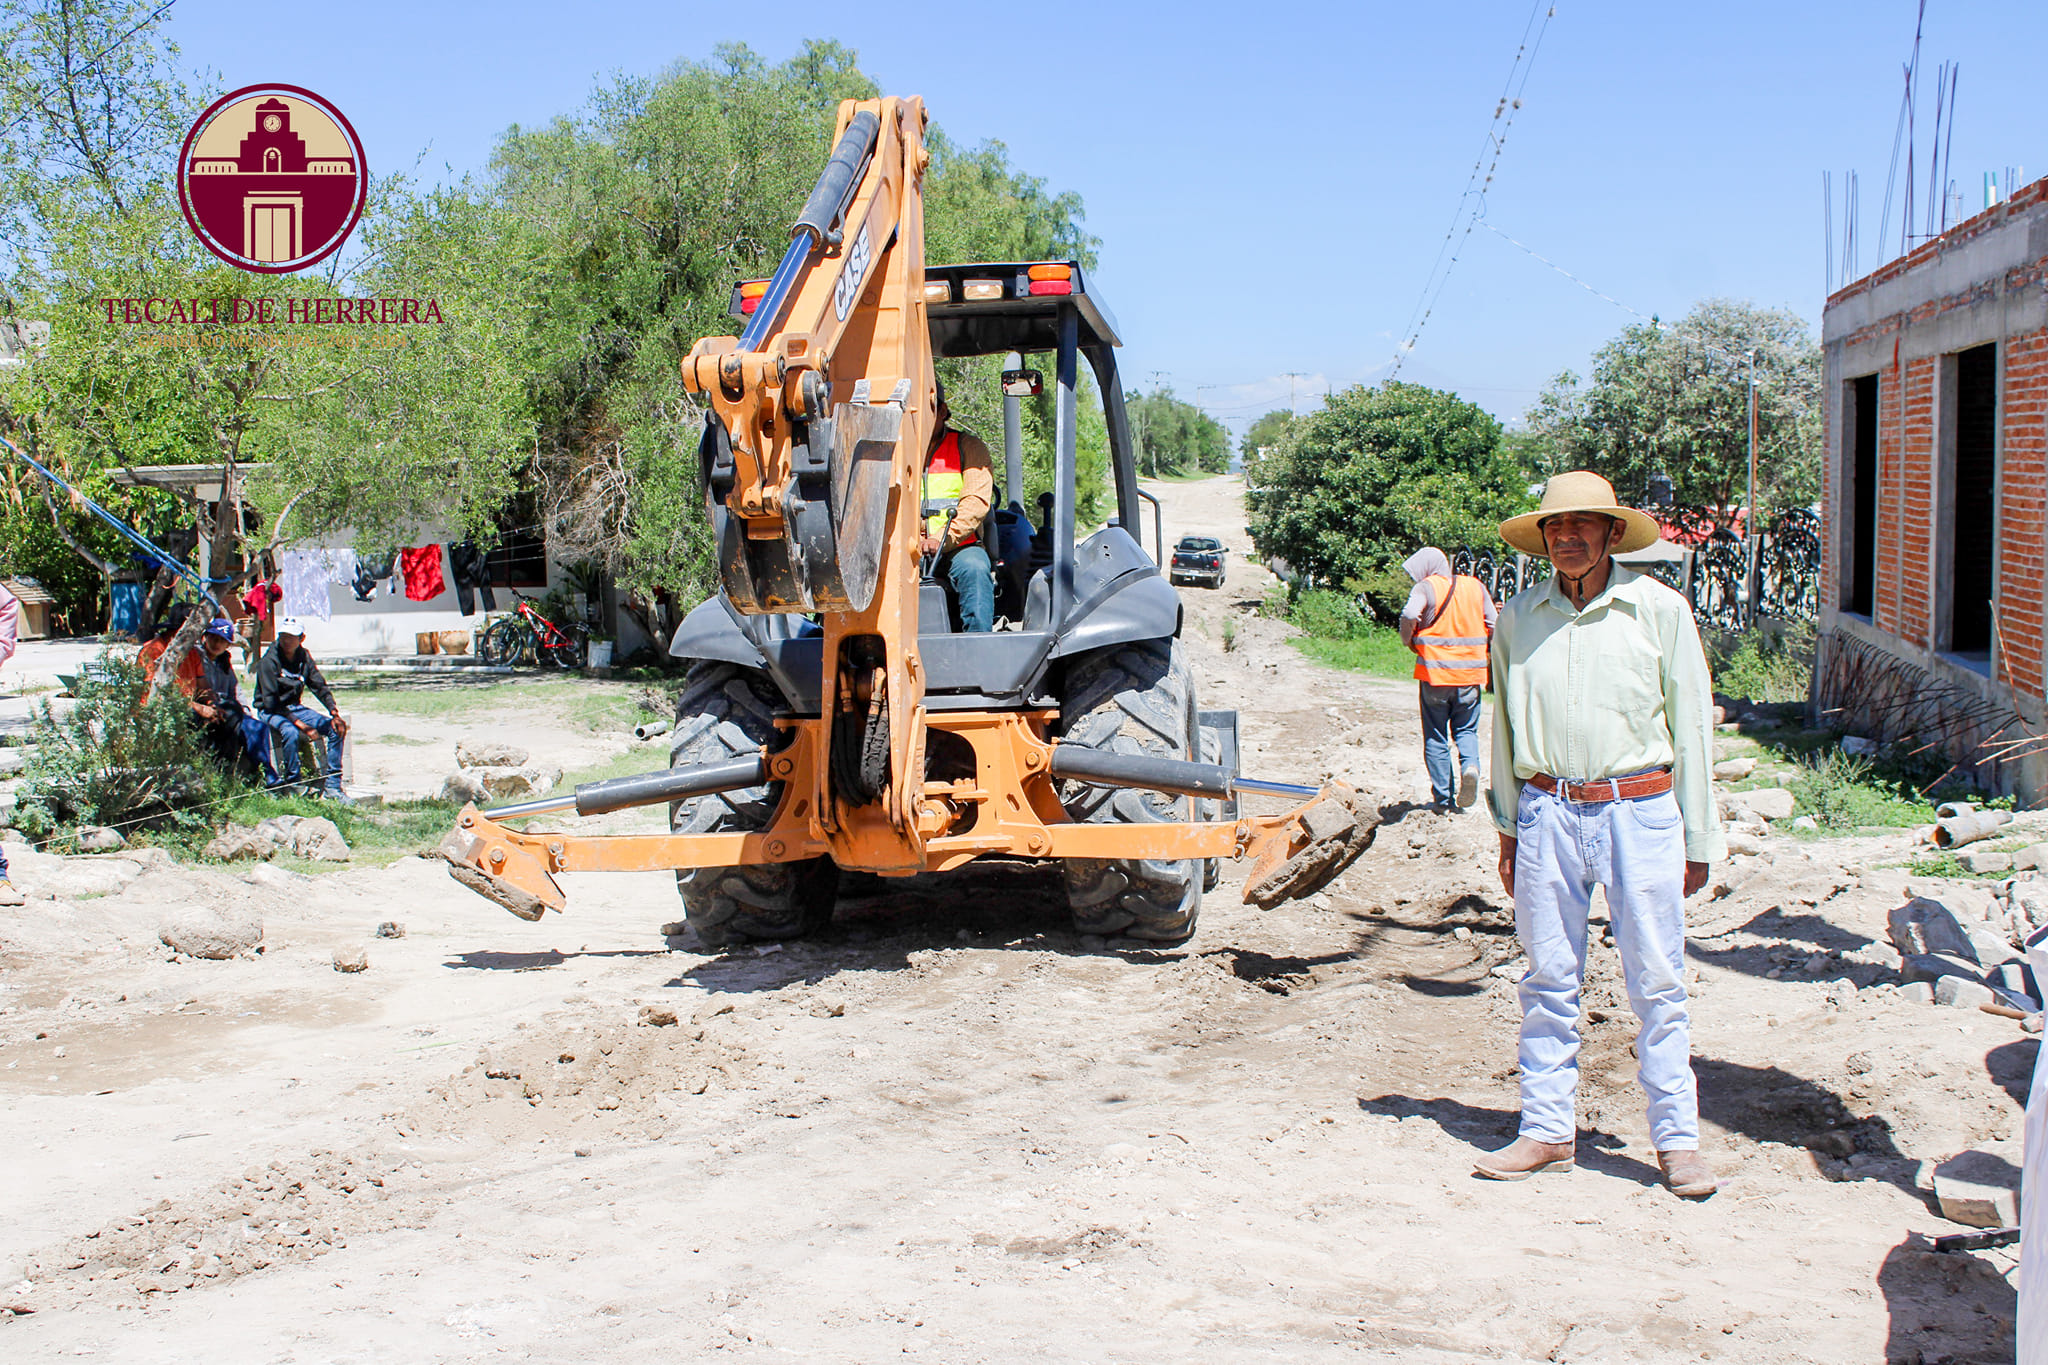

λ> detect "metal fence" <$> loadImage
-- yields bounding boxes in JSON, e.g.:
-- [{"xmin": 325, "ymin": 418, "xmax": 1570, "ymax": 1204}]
[{"xmin": 1449, "ymin": 508, "xmax": 1821, "ymax": 633}]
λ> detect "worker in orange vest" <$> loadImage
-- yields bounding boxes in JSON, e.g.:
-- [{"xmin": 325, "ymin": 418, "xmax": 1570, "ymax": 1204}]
[{"xmin": 1400, "ymin": 547, "xmax": 1497, "ymax": 813}]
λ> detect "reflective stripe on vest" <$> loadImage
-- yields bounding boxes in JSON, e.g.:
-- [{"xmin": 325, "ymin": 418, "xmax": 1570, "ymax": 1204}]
[
  {"xmin": 1414, "ymin": 573, "xmax": 1490, "ymax": 684},
  {"xmin": 923, "ymin": 431, "xmax": 977, "ymax": 545}
]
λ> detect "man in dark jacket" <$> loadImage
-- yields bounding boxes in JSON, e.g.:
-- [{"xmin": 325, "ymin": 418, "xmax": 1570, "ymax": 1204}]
[
  {"xmin": 194, "ymin": 618, "xmax": 278, "ymax": 784},
  {"xmin": 255, "ymin": 616, "xmax": 350, "ymax": 800}
]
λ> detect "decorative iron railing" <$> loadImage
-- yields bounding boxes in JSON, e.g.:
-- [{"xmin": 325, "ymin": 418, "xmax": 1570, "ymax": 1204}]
[{"xmin": 1448, "ymin": 507, "xmax": 1820, "ymax": 632}]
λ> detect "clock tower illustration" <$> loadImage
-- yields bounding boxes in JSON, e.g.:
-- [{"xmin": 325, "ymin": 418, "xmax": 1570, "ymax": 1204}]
[{"xmin": 178, "ymin": 85, "xmax": 367, "ymax": 274}]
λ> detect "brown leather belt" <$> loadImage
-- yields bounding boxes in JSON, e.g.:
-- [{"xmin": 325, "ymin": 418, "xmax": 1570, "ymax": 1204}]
[{"xmin": 1527, "ymin": 768, "xmax": 1673, "ymax": 804}]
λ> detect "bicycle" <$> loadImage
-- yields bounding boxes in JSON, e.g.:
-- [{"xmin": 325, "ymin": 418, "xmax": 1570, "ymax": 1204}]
[{"xmin": 476, "ymin": 590, "xmax": 585, "ymax": 669}]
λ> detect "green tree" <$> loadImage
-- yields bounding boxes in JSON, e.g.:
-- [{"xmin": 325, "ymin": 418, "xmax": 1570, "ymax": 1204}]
[
  {"xmin": 1124, "ymin": 386, "xmax": 1228, "ymax": 477},
  {"xmin": 1240, "ymin": 408, "xmax": 1294, "ymax": 470},
  {"xmin": 1246, "ymin": 381, "xmax": 1529, "ymax": 588},
  {"xmin": 1521, "ymin": 299, "xmax": 1821, "ymax": 519}
]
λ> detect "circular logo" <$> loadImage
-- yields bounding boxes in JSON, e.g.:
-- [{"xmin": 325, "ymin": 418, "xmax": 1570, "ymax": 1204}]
[{"xmin": 177, "ymin": 84, "xmax": 367, "ymax": 274}]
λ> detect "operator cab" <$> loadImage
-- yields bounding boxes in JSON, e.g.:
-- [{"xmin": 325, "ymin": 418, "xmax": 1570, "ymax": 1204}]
[{"xmin": 697, "ymin": 260, "xmax": 1177, "ymax": 712}]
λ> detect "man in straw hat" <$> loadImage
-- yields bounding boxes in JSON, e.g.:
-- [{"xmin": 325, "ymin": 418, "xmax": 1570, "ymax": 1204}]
[{"xmin": 1476, "ymin": 471, "xmax": 1724, "ymax": 1198}]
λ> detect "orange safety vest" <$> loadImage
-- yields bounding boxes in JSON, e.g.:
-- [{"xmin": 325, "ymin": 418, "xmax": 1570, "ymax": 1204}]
[
  {"xmin": 1412, "ymin": 573, "xmax": 1490, "ymax": 685},
  {"xmin": 922, "ymin": 431, "xmax": 978, "ymax": 547}
]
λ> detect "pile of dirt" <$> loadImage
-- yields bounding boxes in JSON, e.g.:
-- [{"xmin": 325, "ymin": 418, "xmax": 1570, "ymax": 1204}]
[
  {"xmin": 18, "ymin": 1150, "xmax": 408, "ymax": 1309},
  {"xmin": 402, "ymin": 1004, "xmax": 759, "ymax": 1142}
]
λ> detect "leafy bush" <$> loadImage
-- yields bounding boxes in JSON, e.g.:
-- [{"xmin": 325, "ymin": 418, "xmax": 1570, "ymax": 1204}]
[
  {"xmin": 1789, "ymin": 749, "xmax": 1930, "ymax": 830},
  {"xmin": 12, "ymin": 653, "xmax": 220, "ymax": 843},
  {"xmin": 1352, "ymin": 568, "xmax": 1415, "ymax": 625},
  {"xmin": 1288, "ymin": 588, "xmax": 1372, "ymax": 641},
  {"xmin": 1710, "ymin": 622, "xmax": 1814, "ymax": 704},
  {"xmin": 1284, "ymin": 588, "xmax": 1415, "ymax": 680}
]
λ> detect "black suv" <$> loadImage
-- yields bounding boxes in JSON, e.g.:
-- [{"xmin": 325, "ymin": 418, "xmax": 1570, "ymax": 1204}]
[{"xmin": 1169, "ymin": 536, "xmax": 1226, "ymax": 589}]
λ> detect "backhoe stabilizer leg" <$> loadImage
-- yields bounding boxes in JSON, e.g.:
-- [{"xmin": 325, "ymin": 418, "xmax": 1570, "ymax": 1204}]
[
  {"xmin": 440, "ymin": 813, "xmax": 566, "ymax": 921},
  {"xmin": 1240, "ymin": 783, "xmax": 1379, "ymax": 908}
]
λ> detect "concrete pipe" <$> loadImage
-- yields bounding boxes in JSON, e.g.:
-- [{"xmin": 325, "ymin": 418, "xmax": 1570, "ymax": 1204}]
[{"xmin": 1933, "ymin": 809, "xmax": 2014, "ymax": 848}]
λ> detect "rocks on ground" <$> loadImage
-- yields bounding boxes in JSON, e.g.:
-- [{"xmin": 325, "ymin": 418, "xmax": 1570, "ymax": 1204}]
[
  {"xmin": 332, "ymin": 946, "xmax": 368, "ymax": 973},
  {"xmin": 203, "ymin": 816, "xmax": 350, "ymax": 863},
  {"xmin": 455, "ymin": 739, "xmax": 529, "ymax": 769},
  {"xmin": 1932, "ymin": 1144, "xmax": 2023, "ymax": 1227},
  {"xmin": 440, "ymin": 766, "xmax": 562, "ymax": 804},
  {"xmin": 159, "ymin": 902, "xmax": 263, "ymax": 959}
]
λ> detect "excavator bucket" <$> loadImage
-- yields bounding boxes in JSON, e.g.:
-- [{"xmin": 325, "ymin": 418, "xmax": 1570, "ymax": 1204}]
[
  {"xmin": 711, "ymin": 401, "xmax": 901, "ymax": 615},
  {"xmin": 1241, "ymin": 785, "xmax": 1380, "ymax": 909}
]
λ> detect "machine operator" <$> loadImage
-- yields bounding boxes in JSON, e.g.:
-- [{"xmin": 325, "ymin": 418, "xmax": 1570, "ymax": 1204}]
[{"xmin": 920, "ymin": 380, "xmax": 997, "ymax": 633}]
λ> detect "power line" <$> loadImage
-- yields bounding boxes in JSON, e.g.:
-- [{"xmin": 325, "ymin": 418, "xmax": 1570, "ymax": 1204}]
[{"xmin": 1389, "ymin": 2, "xmax": 1557, "ymax": 378}]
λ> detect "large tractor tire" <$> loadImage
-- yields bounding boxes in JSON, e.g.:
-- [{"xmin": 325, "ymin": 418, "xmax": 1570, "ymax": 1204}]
[
  {"xmin": 669, "ymin": 661, "xmax": 839, "ymax": 947},
  {"xmin": 1056, "ymin": 639, "xmax": 1203, "ymax": 943}
]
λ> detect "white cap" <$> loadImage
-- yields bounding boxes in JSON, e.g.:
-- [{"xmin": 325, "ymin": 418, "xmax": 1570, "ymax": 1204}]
[{"xmin": 277, "ymin": 616, "xmax": 306, "ymax": 637}]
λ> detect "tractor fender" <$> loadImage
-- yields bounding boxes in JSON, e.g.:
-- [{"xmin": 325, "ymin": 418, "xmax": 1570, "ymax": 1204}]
[
  {"xmin": 669, "ymin": 596, "xmax": 824, "ymax": 713},
  {"xmin": 1050, "ymin": 526, "xmax": 1184, "ymax": 659}
]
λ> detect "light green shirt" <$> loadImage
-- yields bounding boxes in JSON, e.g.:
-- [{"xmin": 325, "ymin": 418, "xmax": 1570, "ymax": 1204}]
[{"xmin": 1488, "ymin": 563, "xmax": 1726, "ymax": 863}]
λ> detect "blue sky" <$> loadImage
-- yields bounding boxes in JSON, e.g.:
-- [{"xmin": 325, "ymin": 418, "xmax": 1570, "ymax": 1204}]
[{"xmin": 166, "ymin": 0, "xmax": 2046, "ymax": 436}]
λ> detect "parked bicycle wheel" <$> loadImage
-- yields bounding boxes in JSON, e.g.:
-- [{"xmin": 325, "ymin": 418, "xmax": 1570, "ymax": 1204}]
[
  {"xmin": 541, "ymin": 637, "xmax": 583, "ymax": 670},
  {"xmin": 476, "ymin": 619, "xmax": 514, "ymax": 665}
]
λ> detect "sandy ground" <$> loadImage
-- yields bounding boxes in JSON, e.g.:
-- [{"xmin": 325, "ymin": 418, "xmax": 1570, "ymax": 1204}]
[{"xmin": 0, "ymin": 474, "xmax": 2034, "ymax": 1363}]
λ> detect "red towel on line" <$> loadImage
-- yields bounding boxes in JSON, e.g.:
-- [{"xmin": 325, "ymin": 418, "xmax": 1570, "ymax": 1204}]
[{"xmin": 400, "ymin": 545, "xmax": 446, "ymax": 602}]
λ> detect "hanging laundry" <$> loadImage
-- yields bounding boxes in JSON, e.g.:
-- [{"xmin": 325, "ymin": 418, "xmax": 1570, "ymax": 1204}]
[
  {"xmin": 447, "ymin": 540, "xmax": 497, "ymax": 616},
  {"xmin": 242, "ymin": 578, "xmax": 282, "ymax": 623},
  {"xmin": 352, "ymin": 551, "xmax": 394, "ymax": 603},
  {"xmin": 325, "ymin": 548, "xmax": 358, "ymax": 587},
  {"xmin": 400, "ymin": 545, "xmax": 446, "ymax": 602},
  {"xmin": 277, "ymin": 551, "xmax": 336, "ymax": 621}
]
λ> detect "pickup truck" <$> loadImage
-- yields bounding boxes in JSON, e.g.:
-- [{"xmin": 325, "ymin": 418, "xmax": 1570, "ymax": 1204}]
[{"xmin": 1168, "ymin": 536, "xmax": 1227, "ymax": 589}]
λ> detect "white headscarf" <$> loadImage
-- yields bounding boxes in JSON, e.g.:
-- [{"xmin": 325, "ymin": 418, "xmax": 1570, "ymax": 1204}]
[{"xmin": 1402, "ymin": 547, "xmax": 1451, "ymax": 584}]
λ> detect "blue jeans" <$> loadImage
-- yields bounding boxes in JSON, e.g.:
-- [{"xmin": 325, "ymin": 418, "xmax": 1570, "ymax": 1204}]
[
  {"xmin": 944, "ymin": 544, "xmax": 994, "ymax": 633},
  {"xmin": 1418, "ymin": 683, "xmax": 1481, "ymax": 804},
  {"xmin": 264, "ymin": 706, "xmax": 343, "ymax": 794},
  {"xmin": 1511, "ymin": 780, "xmax": 1697, "ymax": 1150}
]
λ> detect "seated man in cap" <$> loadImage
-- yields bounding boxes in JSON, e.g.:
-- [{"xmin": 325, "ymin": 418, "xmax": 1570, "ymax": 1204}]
[
  {"xmin": 192, "ymin": 618, "xmax": 278, "ymax": 784},
  {"xmin": 255, "ymin": 616, "xmax": 350, "ymax": 800},
  {"xmin": 1477, "ymin": 471, "xmax": 1725, "ymax": 1199}
]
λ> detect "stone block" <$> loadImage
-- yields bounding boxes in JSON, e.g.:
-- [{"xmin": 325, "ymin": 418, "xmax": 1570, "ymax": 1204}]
[
  {"xmin": 1958, "ymin": 849, "xmax": 2014, "ymax": 875},
  {"xmin": 2013, "ymin": 842, "xmax": 2048, "ymax": 872},
  {"xmin": 440, "ymin": 772, "xmax": 489, "ymax": 805},
  {"xmin": 73, "ymin": 826, "xmax": 126, "ymax": 852},
  {"xmin": 289, "ymin": 817, "xmax": 351, "ymax": 863},
  {"xmin": 1889, "ymin": 897, "xmax": 1981, "ymax": 961},
  {"xmin": 1934, "ymin": 975, "xmax": 1995, "ymax": 1009},
  {"xmin": 1932, "ymin": 1146, "xmax": 2022, "ymax": 1227},
  {"xmin": 1987, "ymin": 960, "xmax": 2041, "ymax": 1007},
  {"xmin": 1899, "ymin": 981, "xmax": 1935, "ymax": 1004},
  {"xmin": 1713, "ymin": 757, "xmax": 1756, "ymax": 781},
  {"xmin": 478, "ymin": 766, "xmax": 563, "ymax": 801},
  {"xmin": 2013, "ymin": 884, "xmax": 2048, "ymax": 932},
  {"xmin": 456, "ymin": 738, "xmax": 529, "ymax": 769},
  {"xmin": 1741, "ymin": 787, "xmax": 1797, "ymax": 821},
  {"xmin": 160, "ymin": 903, "xmax": 263, "ymax": 959}
]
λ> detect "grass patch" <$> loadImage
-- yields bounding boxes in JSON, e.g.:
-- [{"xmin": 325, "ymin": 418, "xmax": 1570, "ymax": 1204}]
[
  {"xmin": 133, "ymin": 787, "xmax": 457, "ymax": 870},
  {"xmin": 1279, "ymin": 588, "xmax": 1418, "ymax": 681},
  {"xmin": 336, "ymin": 675, "xmax": 653, "ymax": 732},
  {"xmin": 1899, "ymin": 851, "xmax": 2011, "ymax": 880}
]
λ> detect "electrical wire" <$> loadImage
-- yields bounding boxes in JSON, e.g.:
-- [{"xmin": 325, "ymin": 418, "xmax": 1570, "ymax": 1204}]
[{"xmin": 1389, "ymin": 2, "xmax": 1558, "ymax": 378}]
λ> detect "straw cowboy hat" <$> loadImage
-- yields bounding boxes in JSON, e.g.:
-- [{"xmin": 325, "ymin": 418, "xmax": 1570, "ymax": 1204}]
[{"xmin": 1498, "ymin": 471, "xmax": 1663, "ymax": 558}]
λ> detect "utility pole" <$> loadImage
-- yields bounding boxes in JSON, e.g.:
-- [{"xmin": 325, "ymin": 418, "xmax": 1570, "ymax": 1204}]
[{"xmin": 1285, "ymin": 371, "xmax": 1305, "ymax": 414}]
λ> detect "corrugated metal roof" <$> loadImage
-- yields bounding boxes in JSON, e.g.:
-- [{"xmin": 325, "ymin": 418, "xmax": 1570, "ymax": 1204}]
[{"xmin": 2, "ymin": 576, "xmax": 55, "ymax": 604}]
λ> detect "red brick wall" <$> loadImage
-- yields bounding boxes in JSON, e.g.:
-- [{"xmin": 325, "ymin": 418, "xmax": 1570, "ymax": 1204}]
[
  {"xmin": 1897, "ymin": 356, "xmax": 1937, "ymax": 648},
  {"xmin": 2003, "ymin": 328, "xmax": 2048, "ymax": 695}
]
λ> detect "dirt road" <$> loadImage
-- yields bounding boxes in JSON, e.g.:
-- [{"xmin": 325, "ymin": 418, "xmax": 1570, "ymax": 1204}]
[{"xmin": 0, "ymin": 475, "xmax": 2031, "ymax": 1362}]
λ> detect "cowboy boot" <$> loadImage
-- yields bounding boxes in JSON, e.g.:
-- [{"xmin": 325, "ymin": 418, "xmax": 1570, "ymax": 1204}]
[
  {"xmin": 1474, "ymin": 1136, "xmax": 1576, "ymax": 1181},
  {"xmin": 1658, "ymin": 1149, "xmax": 1719, "ymax": 1198}
]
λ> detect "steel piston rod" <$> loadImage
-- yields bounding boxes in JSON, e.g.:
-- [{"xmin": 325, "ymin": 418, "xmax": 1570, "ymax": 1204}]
[
  {"xmin": 483, "ymin": 755, "xmax": 767, "ymax": 822},
  {"xmin": 483, "ymin": 750, "xmax": 1316, "ymax": 824}
]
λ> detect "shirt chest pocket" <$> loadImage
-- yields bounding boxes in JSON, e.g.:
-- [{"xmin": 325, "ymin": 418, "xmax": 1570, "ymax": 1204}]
[{"xmin": 1583, "ymin": 616, "xmax": 1662, "ymax": 719}]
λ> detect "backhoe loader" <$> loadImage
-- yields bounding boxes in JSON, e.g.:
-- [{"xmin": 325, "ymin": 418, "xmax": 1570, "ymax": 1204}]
[{"xmin": 440, "ymin": 96, "xmax": 1375, "ymax": 945}]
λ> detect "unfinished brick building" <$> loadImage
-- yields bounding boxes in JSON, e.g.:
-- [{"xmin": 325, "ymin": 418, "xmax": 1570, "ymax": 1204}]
[{"xmin": 1818, "ymin": 178, "xmax": 2048, "ymax": 802}]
